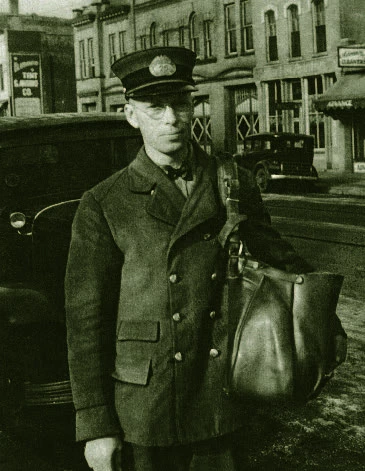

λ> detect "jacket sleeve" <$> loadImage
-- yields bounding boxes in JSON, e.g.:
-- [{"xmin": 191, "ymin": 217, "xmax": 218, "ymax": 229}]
[
  {"xmin": 65, "ymin": 191, "xmax": 123, "ymax": 442},
  {"xmin": 237, "ymin": 165, "xmax": 314, "ymax": 274}
]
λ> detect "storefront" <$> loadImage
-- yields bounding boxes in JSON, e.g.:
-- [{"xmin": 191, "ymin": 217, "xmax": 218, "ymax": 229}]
[{"xmin": 315, "ymin": 47, "xmax": 365, "ymax": 173}]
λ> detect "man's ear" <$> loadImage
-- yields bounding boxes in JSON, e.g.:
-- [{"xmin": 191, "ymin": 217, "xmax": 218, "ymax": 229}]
[{"xmin": 124, "ymin": 103, "xmax": 140, "ymax": 129}]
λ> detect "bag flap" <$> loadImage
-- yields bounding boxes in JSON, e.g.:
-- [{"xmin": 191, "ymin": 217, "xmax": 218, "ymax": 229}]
[{"xmin": 117, "ymin": 320, "xmax": 160, "ymax": 342}]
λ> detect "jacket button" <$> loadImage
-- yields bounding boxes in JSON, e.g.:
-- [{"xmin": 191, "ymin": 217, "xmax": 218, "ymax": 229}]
[
  {"xmin": 169, "ymin": 274, "xmax": 178, "ymax": 284},
  {"xmin": 203, "ymin": 233, "xmax": 211, "ymax": 240},
  {"xmin": 172, "ymin": 313, "xmax": 181, "ymax": 322},
  {"xmin": 209, "ymin": 310, "xmax": 216, "ymax": 319},
  {"xmin": 211, "ymin": 272, "xmax": 217, "ymax": 281},
  {"xmin": 174, "ymin": 352, "xmax": 183, "ymax": 362},
  {"xmin": 209, "ymin": 348, "xmax": 220, "ymax": 358}
]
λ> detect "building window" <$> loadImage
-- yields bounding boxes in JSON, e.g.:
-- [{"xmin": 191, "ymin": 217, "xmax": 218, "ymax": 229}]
[
  {"xmin": 179, "ymin": 26, "xmax": 185, "ymax": 47},
  {"xmin": 162, "ymin": 30, "xmax": 169, "ymax": 47},
  {"xmin": 0, "ymin": 64, "xmax": 4, "ymax": 90},
  {"xmin": 189, "ymin": 13, "xmax": 200, "ymax": 56},
  {"xmin": 313, "ymin": 0, "xmax": 326, "ymax": 53},
  {"xmin": 150, "ymin": 23, "xmax": 157, "ymax": 47},
  {"xmin": 82, "ymin": 103, "xmax": 97, "ymax": 112},
  {"xmin": 240, "ymin": 0, "xmax": 253, "ymax": 53},
  {"xmin": 109, "ymin": 33, "xmax": 117, "ymax": 65},
  {"xmin": 140, "ymin": 35, "xmax": 148, "ymax": 50},
  {"xmin": 225, "ymin": 3, "xmax": 237, "ymax": 55},
  {"xmin": 268, "ymin": 80, "xmax": 283, "ymax": 132},
  {"xmin": 265, "ymin": 10, "xmax": 278, "ymax": 61},
  {"xmin": 203, "ymin": 20, "xmax": 213, "ymax": 58},
  {"xmin": 192, "ymin": 97, "xmax": 212, "ymax": 154},
  {"xmin": 235, "ymin": 86, "xmax": 259, "ymax": 153},
  {"xmin": 88, "ymin": 38, "xmax": 96, "ymax": 78},
  {"xmin": 288, "ymin": 79, "xmax": 302, "ymax": 134},
  {"xmin": 119, "ymin": 31, "xmax": 127, "ymax": 56},
  {"xmin": 79, "ymin": 40, "xmax": 87, "ymax": 79},
  {"xmin": 288, "ymin": 5, "xmax": 301, "ymax": 58},
  {"xmin": 308, "ymin": 75, "xmax": 325, "ymax": 149}
]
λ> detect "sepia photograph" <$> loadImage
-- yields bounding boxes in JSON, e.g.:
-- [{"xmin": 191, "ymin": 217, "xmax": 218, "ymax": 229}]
[{"xmin": 0, "ymin": 1, "xmax": 364, "ymax": 470}]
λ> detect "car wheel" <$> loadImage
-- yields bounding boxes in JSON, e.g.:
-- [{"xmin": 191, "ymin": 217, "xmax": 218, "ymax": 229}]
[{"xmin": 255, "ymin": 168, "xmax": 270, "ymax": 193}]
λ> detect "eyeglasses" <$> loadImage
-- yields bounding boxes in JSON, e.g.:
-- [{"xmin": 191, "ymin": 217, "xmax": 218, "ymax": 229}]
[{"xmin": 132, "ymin": 101, "xmax": 192, "ymax": 121}]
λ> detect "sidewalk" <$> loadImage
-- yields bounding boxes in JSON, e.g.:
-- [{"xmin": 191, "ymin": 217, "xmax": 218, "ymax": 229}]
[{"xmin": 315, "ymin": 171, "xmax": 365, "ymax": 197}]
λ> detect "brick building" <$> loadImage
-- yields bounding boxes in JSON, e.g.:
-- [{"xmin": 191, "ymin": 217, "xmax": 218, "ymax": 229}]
[
  {"xmin": 72, "ymin": 0, "xmax": 365, "ymax": 172},
  {"xmin": 0, "ymin": 0, "xmax": 77, "ymax": 116}
]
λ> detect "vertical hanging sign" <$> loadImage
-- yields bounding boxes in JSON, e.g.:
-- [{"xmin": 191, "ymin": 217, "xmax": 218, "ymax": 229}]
[{"xmin": 11, "ymin": 54, "xmax": 42, "ymax": 116}]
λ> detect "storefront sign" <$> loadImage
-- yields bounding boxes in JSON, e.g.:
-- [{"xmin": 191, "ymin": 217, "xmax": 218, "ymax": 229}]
[
  {"xmin": 326, "ymin": 100, "xmax": 353, "ymax": 109},
  {"xmin": 11, "ymin": 54, "xmax": 42, "ymax": 115},
  {"xmin": 338, "ymin": 47, "xmax": 365, "ymax": 68}
]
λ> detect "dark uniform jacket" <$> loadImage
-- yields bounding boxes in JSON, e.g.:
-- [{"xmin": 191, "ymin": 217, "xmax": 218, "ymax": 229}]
[{"xmin": 65, "ymin": 143, "xmax": 315, "ymax": 446}]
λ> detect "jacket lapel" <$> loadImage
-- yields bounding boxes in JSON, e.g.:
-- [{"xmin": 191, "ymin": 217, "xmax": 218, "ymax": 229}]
[
  {"xmin": 170, "ymin": 145, "xmax": 221, "ymax": 247},
  {"xmin": 128, "ymin": 147, "xmax": 186, "ymax": 226}
]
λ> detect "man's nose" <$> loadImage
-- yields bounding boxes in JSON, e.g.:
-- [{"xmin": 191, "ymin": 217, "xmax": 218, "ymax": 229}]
[{"xmin": 162, "ymin": 105, "xmax": 178, "ymax": 123}]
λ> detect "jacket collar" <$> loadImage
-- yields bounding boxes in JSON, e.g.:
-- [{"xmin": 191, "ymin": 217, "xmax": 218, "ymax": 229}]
[{"xmin": 127, "ymin": 144, "xmax": 220, "ymax": 231}]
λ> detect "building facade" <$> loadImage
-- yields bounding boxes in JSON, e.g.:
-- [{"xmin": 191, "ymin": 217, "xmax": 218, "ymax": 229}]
[
  {"xmin": 0, "ymin": 0, "xmax": 77, "ymax": 116},
  {"xmin": 72, "ymin": 0, "xmax": 365, "ymax": 172}
]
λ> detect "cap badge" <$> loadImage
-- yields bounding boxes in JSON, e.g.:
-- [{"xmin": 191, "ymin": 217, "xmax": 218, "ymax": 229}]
[{"xmin": 149, "ymin": 55, "xmax": 176, "ymax": 77}]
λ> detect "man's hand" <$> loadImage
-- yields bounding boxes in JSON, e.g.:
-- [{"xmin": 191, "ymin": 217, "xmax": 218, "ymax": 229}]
[{"xmin": 85, "ymin": 436, "xmax": 123, "ymax": 471}]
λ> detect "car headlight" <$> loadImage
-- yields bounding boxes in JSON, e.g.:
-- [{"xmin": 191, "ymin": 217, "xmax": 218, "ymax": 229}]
[{"xmin": 10, "ymin": 212, "xmax": 26, "ymax": 229}]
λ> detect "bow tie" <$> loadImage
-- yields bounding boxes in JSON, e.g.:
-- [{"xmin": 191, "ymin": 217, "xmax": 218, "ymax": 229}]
[{"xmin": 163, "ymin": 162, "xmax": 192, "ymax": 181}]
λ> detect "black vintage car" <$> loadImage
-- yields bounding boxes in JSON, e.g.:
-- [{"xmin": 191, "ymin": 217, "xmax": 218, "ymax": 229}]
[
  {"xmin": 0, "ymin": 113, "xmax": 141, "ymax": 469},
  {"xmin": 236, "ymin": 132, "xmax": 319, "ymax": 192}
]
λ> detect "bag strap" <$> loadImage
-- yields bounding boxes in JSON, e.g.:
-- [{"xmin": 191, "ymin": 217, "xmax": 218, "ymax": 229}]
[{"xmin": 216, "ymin": 154, "xmax": 247, "ymax": 277}]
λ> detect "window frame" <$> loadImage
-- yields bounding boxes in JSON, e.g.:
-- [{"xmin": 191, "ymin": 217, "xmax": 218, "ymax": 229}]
[
  {"xmin": 265, "ymin": 10, "xmax": 278, "ymax": 62},
  {"xmin": 109, "ymin": 33, "xmax": 117, "ymax": 66},
  {"xmin": 240, "ymin": 0, "xmax": 254, "ymax": 53},
  {"xmin": 225, "ymin": 3, "xmax": 237, "ymax": 56},
  {"xmin": 87, "ymin": 38, "xmax": 96, "ymax": 78},
  {"xmin": 189, "ymin": 12, "xmax": 200, "ymax": 56},
  {"xmin": 203, "ymin": 20, "xmax": 213, "ymax": 59},
  {"xmin": 79, "ymin": 40, "xmax": 87, "ymax": 79},
  {"xmin": 288, "ymin": 4, "xmax": 301, "ymax": 58},
  {"xmin": 313, "ymin": 0, "xmax": 327, "ymax": 53},
  {"xmin": 119, "ymin": 30, "xmax": 127, "ymax": 57}
]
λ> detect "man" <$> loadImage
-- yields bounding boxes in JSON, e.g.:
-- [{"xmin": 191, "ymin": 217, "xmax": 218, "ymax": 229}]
[{"xmin": 65, "ymin": 47, "xmax": 346, "ymax": 471}]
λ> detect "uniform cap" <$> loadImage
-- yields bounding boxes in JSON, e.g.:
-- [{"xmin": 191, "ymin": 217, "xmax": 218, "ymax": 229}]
[{"xmin": 111, "ymin": 47, "xmax": 197, "ymax": 98}]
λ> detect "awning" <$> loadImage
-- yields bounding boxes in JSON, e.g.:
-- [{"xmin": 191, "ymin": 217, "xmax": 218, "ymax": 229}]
[{"xmin": 315, "ymin": 73, "xmax": 365, "ymax": 113}]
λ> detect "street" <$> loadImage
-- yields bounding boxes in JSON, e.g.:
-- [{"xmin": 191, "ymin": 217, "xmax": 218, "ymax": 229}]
[{"xmin": 1, "ymin": 189, "xmax": 365, "ymax": 471}]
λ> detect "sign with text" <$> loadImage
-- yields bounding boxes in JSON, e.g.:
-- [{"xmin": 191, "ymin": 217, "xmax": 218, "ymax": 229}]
[
  {"xmin": 338, "ymin": 46, "xmax": 365, "ymax": 68},
  {"xmin": 11, "ymin": 54, "xmax": 41, "ymax": 115}
]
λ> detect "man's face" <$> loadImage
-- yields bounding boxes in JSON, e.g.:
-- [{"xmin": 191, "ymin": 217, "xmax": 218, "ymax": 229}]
[{"xmin": 124, "ymin": 92, "xmax": 193, "ymax": 155}]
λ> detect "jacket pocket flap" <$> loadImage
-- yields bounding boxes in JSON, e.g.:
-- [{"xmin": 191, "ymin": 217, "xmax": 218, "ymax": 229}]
[
  {"xmin": 117, "ymin": 320, "xmax": 159, "ymax": 342},
  {"xmin": 112, "ymin": 358, "xmax": 151, "ymax": 385}
]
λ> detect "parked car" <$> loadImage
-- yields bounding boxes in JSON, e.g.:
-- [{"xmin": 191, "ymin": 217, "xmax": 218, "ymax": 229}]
[
  {"xmin": 236, "ymin": 132, "xmax": 318, "ymax": 192},
  {"xmin": 0, "ymin": 113, "xmax": 142, "ymax": 469}
]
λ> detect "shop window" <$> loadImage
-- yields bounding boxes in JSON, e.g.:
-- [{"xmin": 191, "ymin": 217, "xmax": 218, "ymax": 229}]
[
  {"xmin": 288, "ymin": 79, "xmax": 302, "ymax": 134},
  {"xmin": 79, "ymin": 40, "xmax": 87, "ymax": 79},
  {"xmin": 268, "ymin": 80, "xmax": 283, "ymax": 132},
  {"xmin": 109, "ymin": 33, "xmax": 117, "ymax": 65},
  {"xmin": 192, "ymin": 96, "xmax": 212, "ymax": 155},
  {"xmin": 235, "ymin": 86, "xmax": 259, "ymax": 153},
  {"xmin": 189, "ymin": 13, "xmax": 200, "ymax": 57},
  {"xmin": 265, "ymin": 10, "xmax": 278, "ymax": 62},
  {"xmin": 150, "ymin": 23, "xmax": 157, "ymax": 48},
  {"xmin": 225, "ymin": 3, "xmax": 237, "ymax": 56},
  {"xmin": 88, "ymin": 38, "xmax": 96, "ymax": 78},
  {"xmin": 288, "ymin": 5, "xmax": 301, "ymax": 58},
  {"xmin": 0, "ymin": 64, "xmax": 4, "ymax": 90},
  {"xmin": 162, "ymin": 30, "xmax": 169, "ymax": 47},
  {"xmin": 313, "ymin": 0, "xmax": 326, "ymax": 53},
  {"xmin": 203, "ymin": 20, "xmax": 213, "ymax": 59},
  {"xmin": 308, "ymin": 75, "xmax": 325, "ymax": 149},
  {"xmin": 140, "ymin": 35, "xmax": 148, "ymax": 50},
  {"xmin": 179, "ymin": 26, "xmax": 185, "ymax": 47},
  {"xmin": 241, "ymin": 0, "xmax": 254, "ymax": 53},
  {"xmin": 119, "ymin": 31, "xmax": 127, "ymax": 57}
]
